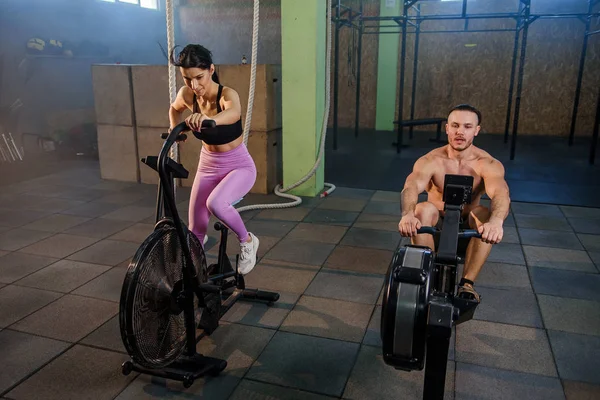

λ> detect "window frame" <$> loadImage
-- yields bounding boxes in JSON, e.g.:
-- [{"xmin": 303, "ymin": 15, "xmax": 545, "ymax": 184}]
[{"xmin": 98, "ymin": 0, "xmax": 160, "ymax": 11}]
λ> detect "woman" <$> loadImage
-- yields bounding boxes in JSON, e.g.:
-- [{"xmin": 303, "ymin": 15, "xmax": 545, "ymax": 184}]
[{"xmin": 168, "ymin": 44, "xmax": 259, "ymax": 275}]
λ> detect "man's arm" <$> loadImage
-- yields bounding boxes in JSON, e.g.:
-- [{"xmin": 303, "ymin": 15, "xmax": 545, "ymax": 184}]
[
  {"xmin": 483, "ymin": 159, "xmax": 511, "ymax": 223},
  {"xmin": 401, "ymin": 156, "xmax": 434, "ymax": 216}
]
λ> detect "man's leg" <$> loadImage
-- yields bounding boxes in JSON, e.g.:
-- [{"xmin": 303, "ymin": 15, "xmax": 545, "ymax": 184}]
[
  {"xmin": 412, "ymin": 202, "xmax": 440, "ymax": 250},
  {"xmin": 460, "ymin": 205, "xmax": 492, "ymax": 301}
]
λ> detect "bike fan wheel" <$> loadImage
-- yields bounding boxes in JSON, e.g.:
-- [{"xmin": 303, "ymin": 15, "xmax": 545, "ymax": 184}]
[{"xmin": 119, "ymin": 220, "xmax": 208, "ymax": 369}]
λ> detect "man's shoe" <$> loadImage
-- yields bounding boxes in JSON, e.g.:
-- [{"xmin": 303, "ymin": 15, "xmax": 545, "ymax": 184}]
[{"xmin": 457, "ymin": 283, "xmax": 481, "ymax": 303}]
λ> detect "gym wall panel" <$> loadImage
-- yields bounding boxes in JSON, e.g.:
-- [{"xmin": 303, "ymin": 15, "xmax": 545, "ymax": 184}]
[
  {"xmin": 530, "ymin": 0, "xmax": 591, "ymax": 14},
  {"xmin": 179, "ymin": 0, "xmax": 282, "ymax": 65},
  {"xmin": 327, "ymin": 0, "xmax": 381, "ymax": 130},
  {"xmin": 396, "ymin": 0, "xmax": 600, "ymax": 137}
]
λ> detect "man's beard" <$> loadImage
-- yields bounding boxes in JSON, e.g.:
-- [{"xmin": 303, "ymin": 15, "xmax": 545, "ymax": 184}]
[{"xmin": 450, "ymin": 139, "xmax": 472, "ymax": 152}]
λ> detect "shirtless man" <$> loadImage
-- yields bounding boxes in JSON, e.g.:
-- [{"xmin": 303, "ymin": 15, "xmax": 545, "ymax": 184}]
[{"xmin": 398, "ymin": 104, "xmax": 511, "ymax": 303}]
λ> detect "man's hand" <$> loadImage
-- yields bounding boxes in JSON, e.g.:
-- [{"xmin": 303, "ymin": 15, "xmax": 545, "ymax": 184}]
[
  {"xmin": 478, "ymin": 218, "xmax": 503, "ymax": 244},
  {"xmin": 185, "ymin": 113, "xmax": 209, "ymax": 132},
  {"xmin": 399, "ymin": 213, "xmax": 422, "ymax": 237}
]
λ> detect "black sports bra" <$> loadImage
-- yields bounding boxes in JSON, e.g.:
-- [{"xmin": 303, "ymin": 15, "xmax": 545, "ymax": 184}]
[{"xmin": 193, "ymin": 85, "xmax": 243, "ymax": 145}]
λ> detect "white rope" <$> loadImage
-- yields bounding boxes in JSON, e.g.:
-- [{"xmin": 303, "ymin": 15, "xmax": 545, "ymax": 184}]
[
  {"xmin": 235, "ymin": 0, "xmax": 336, "ymax": 213},
  {"xmin": 166, "ymin": 0, "xmax": 178, "ymax": 192},
  {"xmin": 242, "ymin": 0, "xmax": 260, "ymax": 146}
]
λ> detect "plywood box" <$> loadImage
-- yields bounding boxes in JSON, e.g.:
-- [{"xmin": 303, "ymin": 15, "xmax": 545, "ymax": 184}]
[
  {"xmin": 97, "ymin": 124, "xmax": 138, "ymax": 182},
  {"xmin": 246, "ymin": 129, "xmax": 282, "ymax": 194},
  {"xmin": 91, "ymin": 65, "xmax": 133, "ymax": 126},
  {"xmin": 217, "ymin": 64, "xmax": 282, "ymax": 132},
  {"xmin": 131, "ymin": 65, "xmax": 187, "ymax": 128}
]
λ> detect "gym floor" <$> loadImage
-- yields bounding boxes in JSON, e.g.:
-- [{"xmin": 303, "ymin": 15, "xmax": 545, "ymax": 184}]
[{"xmin": 1, "ymin": 131, "xmax": 600, "ymax": 399}]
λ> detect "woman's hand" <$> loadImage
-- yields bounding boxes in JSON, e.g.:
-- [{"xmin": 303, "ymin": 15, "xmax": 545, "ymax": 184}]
[{"xmin": 185, "ymin": 113, "xmax": 210, "ymax": 132}]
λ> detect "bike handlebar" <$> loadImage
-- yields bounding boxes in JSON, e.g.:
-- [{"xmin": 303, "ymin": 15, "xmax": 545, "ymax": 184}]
[
  {"xmin": 417, "ymin": 226, "xmax": 482, "ymax": 239},
  {"xmin": 160, "ymin": 120, "xmax": 217, "ymax": 142}
]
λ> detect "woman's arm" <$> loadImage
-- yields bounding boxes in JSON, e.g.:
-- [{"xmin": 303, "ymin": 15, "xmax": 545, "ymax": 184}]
[
  {"xmin": 169, "ymin": 87, "xmax": 192, "ymax": 130},
  {"xmin": 211, "ymin": 87, "xmax": 242, "ymax": 126},
  {"xmin": 185, "ymin": 86, "xmax": 242, "ymax": 131}
]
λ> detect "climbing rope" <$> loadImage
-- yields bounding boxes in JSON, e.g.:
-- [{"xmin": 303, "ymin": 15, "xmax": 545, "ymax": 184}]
[
  {"xmin": 235, "ymin": 0, "xmax": 336, "ymax": 213},
  {"xmin": 165, "ymin": 0, "xmax": 178, "ymax": 195}
]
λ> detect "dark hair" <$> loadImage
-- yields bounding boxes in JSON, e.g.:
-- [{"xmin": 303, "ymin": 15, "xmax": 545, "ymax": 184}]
[
  {"xmin": 169, "ymin": 44, "xmax": 220, "ymax": 84},
  {"xmin": 448, "ymin": 104, "xmax": 481, "ymax": 125}
]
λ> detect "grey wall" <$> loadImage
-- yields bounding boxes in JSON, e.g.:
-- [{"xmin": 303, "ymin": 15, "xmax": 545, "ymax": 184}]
[{"xmin": 0, "ymin": 0, "xmax": 169, "ymax": 133}]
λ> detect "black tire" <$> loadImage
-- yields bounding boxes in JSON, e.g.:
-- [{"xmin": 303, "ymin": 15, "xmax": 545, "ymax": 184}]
[
  {"xmin": 121, "ymin": 361, "xmax": 133, "ymax": 376},
  {"xmin": 119, "ymin": 219, "xmax": 208, "ymax": 369},
  {"xmin": 183, "ymin": 376, "xmax": 194, "ymax": 388}
]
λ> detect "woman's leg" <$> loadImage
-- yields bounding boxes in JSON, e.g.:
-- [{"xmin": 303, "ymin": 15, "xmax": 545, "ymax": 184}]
[
  {"xmin": 206, "ymin": 166, "xmax": 256, "ymax": 241},
  {"xmin": 188, "ymin": 167, "xmax": 220, "ymax": 247},
  {"xmin": 206, "ymin": 165, "xmax": 258, "ymax": 273}
]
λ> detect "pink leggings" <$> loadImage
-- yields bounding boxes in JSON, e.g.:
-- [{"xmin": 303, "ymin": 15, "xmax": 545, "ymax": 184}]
[{"xmin": 188, "ymin": 143, "xmax": 256, "ymax": 245}]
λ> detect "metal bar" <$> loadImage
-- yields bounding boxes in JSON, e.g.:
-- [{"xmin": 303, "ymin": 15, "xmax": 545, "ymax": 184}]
[
  {"xmin": 360, "ymin": 12, "xmax": 599, "ymax": 22},
  {"xmin": 569, "ymin": 0, "xmax": 593, "ymax": 146},
  {"xmin": 0, "ymin": 142, "xmax": 9, "ymax": 163},
  {"xmin": 409, "ymin": 6, "xmax": 421, "ymax": 140},
  {"xmin": 588, "ymin": 85, "xmax": 600, "ymax": 165},
  {"xmin": 8, "ymin": 133, "xmax": 22, "ymax": 161},
  {"xmin": 333, "ymin": 0, "xmax": 340, "ymax": 150},
  {"xmin": 588, "ymin": 29, "xmax": 600, "ymax": 36},
  {"xmin": 2, "ymin": 134, "xmax": 15, "ymax": 161},
  {"xmin": 396, "ymin": 1, "xmax": 408, "ymax": 154},
  {"xmin": 354, "ymin": 0, "xmax": 363, "ymax": 138},
  {"xmin": 336, "ymin": 19, "xmax": 361, "ymax": 30},
  {"xmin": 534, "ymin": 13, "xmax": 600, "ymax": 20},
  {"xmin": 462, "ymin": 0, "xmax": 468, "ymax": 18},
  {"xmin": 362, "ymin": 28, "xmax": 518, "ymax": 34},
  {"xmin": 406, "ymin": 0, "xmax": 419, "ymax": 9},
  {"xmin": 510, "ymin": 3, "xmax": 531, "ymax": 161},
  {"xmin": 505, "ymin": 4, "xmax": 522, "ymax": 143},
  {"xmin": 362, "ymin": 13, "xmax": 520, "ymax": 21}
]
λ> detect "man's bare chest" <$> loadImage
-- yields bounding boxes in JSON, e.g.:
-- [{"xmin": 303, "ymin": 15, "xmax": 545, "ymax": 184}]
[{"xmin": 430, "ymin": 161, "xmax": 485, "ymax": 195}]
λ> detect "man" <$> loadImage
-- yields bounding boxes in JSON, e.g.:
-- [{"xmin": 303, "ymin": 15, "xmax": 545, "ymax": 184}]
[{"xmin": 398, "ymin": 104, "xmax": 511, "ymax": 303}]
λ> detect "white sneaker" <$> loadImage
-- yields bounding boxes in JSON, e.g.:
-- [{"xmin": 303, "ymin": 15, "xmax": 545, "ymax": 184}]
[{"xmin": 238, "ymin": 232, "xmax": 259, "ymax": 275}]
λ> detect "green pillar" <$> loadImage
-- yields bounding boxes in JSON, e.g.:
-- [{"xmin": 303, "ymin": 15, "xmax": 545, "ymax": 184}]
[
  {"xmin": 281, "ymin": 0, "xmax": 326, "ymax": 197},
  {"xmin": 375, "ymin": 0, "xmax": 401, "ymax": 131}
]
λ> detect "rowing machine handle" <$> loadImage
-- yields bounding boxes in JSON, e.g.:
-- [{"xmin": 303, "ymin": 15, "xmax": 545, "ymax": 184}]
[{"xmin": 416, "ymin": 226, "xmax": 482, "ymax": 239}]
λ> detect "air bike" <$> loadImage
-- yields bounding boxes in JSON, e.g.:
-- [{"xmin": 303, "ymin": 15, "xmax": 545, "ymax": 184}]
[
  {"xmin": 381, "ymin": 174, "xmax": 482, "ymax": 400},
  {"xmin": 118, "ymin": 120, "xmax": 280, "ymax": 388}
]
